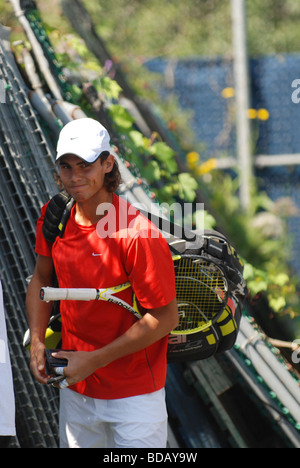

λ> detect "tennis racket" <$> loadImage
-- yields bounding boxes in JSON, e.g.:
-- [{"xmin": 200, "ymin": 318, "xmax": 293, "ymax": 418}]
[
  {"xmin": 40, "ymin": 282, "xmax": 141, "ymax": 319},
  {"xmin": 172, "ymin": 255, "xmax": 228, "ymax": 334},
  {"xmin": 40, "ymin": 255, "xmax": 228, "ymax": 335}
]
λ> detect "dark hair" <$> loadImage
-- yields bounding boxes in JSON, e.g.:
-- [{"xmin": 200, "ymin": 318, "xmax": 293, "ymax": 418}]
[{"xmin": 100, "ymin": 152, "xmax": 122, "ymax": 193}]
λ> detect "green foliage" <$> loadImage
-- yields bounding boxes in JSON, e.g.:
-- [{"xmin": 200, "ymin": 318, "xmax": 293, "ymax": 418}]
[
  {"xmin": 95, "ymin": 78, "xmax": 122, "ymax": 101},
  {"xmin": 3, "ymin": 0, "xmax": 300, "ymax": 58},
  {"xmin": 148, "ymin": 142, "xmax": 177, "ymax": 173},
  {"xmin": 79, "ymin": 0, "xmax": 300, "ymax": 58},
  {"xmin": 107, "ymin": 104, "xmax": 199, "ymax": 206},
  {"xmin": 177, "ymin": 173, "xmax": 198, "ymax": 203},
  {"xmin": 109, "ymin": 105, "xmax": 135, "ymax": 130},
  {"xmin": 246, "ymin": 0, "xmax": 300, "ymax": 55},
  {"xmin": 81, "ymin": 0, "xmax": 232, "ymax": 58}
]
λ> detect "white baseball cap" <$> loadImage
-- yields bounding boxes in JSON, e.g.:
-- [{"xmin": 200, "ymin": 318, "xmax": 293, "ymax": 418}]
[{"xmin": 56, "ymin": 118, "xmax": 111, "ymax": 163}]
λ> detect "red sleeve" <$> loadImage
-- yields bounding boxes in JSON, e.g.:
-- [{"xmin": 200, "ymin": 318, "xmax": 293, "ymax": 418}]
[
  {"xmin": 125, "ymin": 231, "xmax": 176, "ymax": 310},
  {"xmin": 35, "ymin": 202, "xmax": 52, "ymax": 257}
]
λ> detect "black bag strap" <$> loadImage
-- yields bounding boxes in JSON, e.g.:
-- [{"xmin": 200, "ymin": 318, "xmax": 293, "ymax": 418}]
[
  {"xmin": 137, "ymin": 209, "xmax": 243, "ymax": 275},
  {"xmin": 42, "ymin": 192, "xmax": 75, "ymax": 243},
  {"xmin": 43, "ymin": 193, "xmax": 225, "ymax": 254}
]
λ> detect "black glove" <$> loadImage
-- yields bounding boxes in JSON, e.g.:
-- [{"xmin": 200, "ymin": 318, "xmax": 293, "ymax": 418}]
[{"xmin": 45, "ymin": 349, "xmax": 71, "ymax": 385}]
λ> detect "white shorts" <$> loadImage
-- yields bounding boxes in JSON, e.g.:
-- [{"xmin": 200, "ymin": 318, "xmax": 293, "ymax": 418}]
[{"xmin": 59, "ymin": 388, "xmax": 168, "ymax": 448}]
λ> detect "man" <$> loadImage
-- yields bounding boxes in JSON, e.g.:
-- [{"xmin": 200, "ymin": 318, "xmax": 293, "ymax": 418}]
[
  {"xmin": 26, "ymin": 118, "xmax": 178, "ymax": 448},
  {"xmin": 0, "ymin": 279, "xmax": 16, "ymax": 447}
]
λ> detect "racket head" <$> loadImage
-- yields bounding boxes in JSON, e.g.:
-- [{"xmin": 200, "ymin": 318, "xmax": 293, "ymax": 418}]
[{"xmin": 172, "ymin": 254, "xmax": 229, "ymax": 334}]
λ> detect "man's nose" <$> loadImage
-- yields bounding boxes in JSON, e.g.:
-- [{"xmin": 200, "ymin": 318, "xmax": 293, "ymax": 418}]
[{"xmin": 70, "ymin": 168, "xmax": 83, "ymax": 182}]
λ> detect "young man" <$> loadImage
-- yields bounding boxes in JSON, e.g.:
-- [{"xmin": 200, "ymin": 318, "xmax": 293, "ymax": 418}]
[{"xmin": 26, "ymin": 118, "xmax": 178, "ymax": 448}]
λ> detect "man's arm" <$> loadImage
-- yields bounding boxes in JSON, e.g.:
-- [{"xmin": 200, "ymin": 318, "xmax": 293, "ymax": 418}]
[
  {"xmin": 53, "ymin": 298, "xmax": 179, "ymax": 387},
  {"xmin": 26, "ymin": 255, "xmax": 54, "ymax": 384},
  {"xmin": 95, "ymin": 298, "xmax": 179, "ymax": 365}
]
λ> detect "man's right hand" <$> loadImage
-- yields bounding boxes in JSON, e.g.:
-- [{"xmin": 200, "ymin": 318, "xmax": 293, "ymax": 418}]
[
  {"xmin": 30, "ymin": 341, "xmax": 48, "ymax": 384},
  {"xmin": 26, "ymin": 255, "xmax": 54, "ymax": 384}
]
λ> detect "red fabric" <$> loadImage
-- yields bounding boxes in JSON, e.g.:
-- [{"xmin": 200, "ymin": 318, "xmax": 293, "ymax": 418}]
[{"xmin": 35, "ymin": 194, "xmax": 176, "ymax": 399}]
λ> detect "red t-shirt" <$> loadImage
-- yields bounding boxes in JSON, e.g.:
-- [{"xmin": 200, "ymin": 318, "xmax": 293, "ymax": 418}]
[{"xmin": 35, "ymin": 193, "xmax": 176, "ymax": 399}]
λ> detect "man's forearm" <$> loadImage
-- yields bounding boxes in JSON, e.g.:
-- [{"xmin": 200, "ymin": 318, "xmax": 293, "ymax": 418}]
[
  {"xmin": 26, "ymin": 274, "xmax": 53, "ymax": 345},
  {"xmin": 26, "ymin": 273, "xmax": 54, "ymax": 384},
  {"xmin": 90, "ymin": 298, "xmax": 178, "ymax": 368},
  {"xmin": 53, "ymin": 298, "xmax": 178, "ymax": 387}
]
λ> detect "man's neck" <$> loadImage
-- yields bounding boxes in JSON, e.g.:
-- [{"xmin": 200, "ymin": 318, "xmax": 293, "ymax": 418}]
[{"xmin": 74, "ymin": 192, "xmax": 114, "ymax": 226}]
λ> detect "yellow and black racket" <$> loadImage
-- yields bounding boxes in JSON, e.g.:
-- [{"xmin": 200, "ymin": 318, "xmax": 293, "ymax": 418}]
[
  {"xmin": 40, "ymin": 282, "xmax": 140, "ymax": 317},
  {"xmin": 171, "ymin": 255, "xmax": 228, "ymax": 334},
  {"xmin": 40, "ymin": 254, "xmax": 228, "ymax": 336}
]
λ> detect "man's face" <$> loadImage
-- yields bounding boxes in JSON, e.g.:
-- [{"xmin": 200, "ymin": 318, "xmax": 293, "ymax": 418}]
[{"xmin": 58, "ymin": 154, "xmax": 113, "ymax": 202}]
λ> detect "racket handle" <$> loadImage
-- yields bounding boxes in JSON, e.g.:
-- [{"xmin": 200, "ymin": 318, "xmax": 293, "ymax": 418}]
[{"xmin": 40, "ymin": 287, "xmax": 98, "ymax": 302}]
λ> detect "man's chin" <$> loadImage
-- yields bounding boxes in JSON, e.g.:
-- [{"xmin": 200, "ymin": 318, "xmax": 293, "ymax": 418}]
[
  {"xmin": 68, "ymin": 188, "xmax": 90, "ymax": 201},
  {"xmin": 72, "ymin": 194, "xmax": 89, "ymax": 202}
]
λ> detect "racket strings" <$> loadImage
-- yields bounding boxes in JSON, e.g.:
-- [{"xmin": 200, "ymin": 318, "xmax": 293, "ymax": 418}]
[{"xmin": 174, "ymin": 256, "xmax": 227, "ymax": 333}]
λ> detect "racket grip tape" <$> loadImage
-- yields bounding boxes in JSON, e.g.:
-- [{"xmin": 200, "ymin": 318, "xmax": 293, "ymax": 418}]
[{"xmin": 40, "ymin": 287, "xmax": 98, "ymax": 302}]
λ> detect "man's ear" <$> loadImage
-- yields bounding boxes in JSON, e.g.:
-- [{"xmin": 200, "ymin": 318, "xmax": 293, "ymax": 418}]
[{"xmin": 103, "ymin": 154, "xmax": 115, "ymax": 173}]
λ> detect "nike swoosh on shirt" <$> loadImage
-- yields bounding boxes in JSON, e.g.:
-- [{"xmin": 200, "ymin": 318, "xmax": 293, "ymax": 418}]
[{"xmin": 92, "ymin": 253, "xmax": 103, "ymax": 256}]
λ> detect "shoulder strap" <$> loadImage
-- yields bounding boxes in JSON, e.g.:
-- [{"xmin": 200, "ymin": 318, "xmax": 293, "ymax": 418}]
[
  {"xmin": 138, "ymin": 208, "xmax": 244, "ymax": 273},
  {"xmin": 42, "ymin": 192, "xmax": 75, "ymax": 243}
]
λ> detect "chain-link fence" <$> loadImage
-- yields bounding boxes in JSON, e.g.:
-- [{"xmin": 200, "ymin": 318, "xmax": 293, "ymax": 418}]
[{"xmin": 0, "ymin": 30, "xmax": 60, "ymax": 447}]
